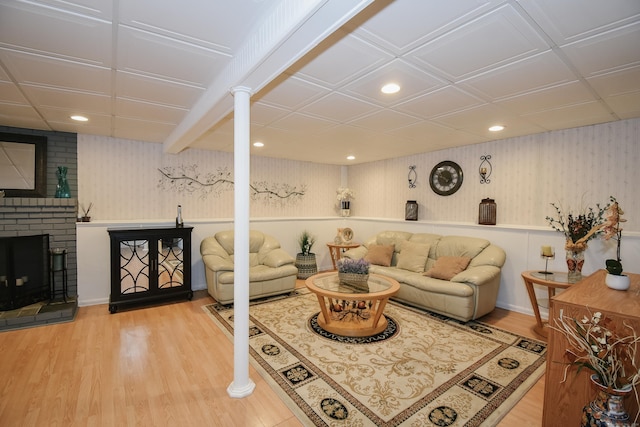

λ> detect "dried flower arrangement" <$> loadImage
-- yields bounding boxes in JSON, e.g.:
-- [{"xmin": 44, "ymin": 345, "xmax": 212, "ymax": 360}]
[
  {"xmin": 546, "ymin": 199, "xmax": 608, "ymax": 253},
  {"xmin": 337, "ymin": 258, "xmax": 369, "ymax": 275},
  {"xmin": 553, "ymin": 309, "xmax": 640, "ymax": 424}
]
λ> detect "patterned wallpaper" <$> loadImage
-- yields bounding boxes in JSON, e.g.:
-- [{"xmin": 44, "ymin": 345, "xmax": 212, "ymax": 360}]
[
  {"xmin": 77, "ymin": 135, "xmax": 342, "ymax": 220},
  {"xmin": 79, "ymin": 117, "xmax": 638, "ymax": 232},
  {"xmin": 349, "ymin": 118, "xmax": 639, "ymax": 231}
]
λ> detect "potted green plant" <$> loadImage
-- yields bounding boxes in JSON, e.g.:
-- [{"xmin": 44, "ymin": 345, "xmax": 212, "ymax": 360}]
[
  {"xmin": 295, "ymin": 231, "xmax": 317, "ymax": 279},
  {"xmin": 602, "ymin": 197, "xmax": 629, "ymax": 290}
]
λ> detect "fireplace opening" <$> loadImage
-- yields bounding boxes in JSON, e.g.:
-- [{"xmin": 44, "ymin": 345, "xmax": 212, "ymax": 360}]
[{"xmin": 0, "ymin": 234, "xmax": 50, "ymax": 311}]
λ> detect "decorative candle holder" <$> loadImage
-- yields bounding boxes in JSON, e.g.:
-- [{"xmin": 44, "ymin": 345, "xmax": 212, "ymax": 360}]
[{"xmin": 539, "ymin": 245, "xmax": 555, "ymax": 275}]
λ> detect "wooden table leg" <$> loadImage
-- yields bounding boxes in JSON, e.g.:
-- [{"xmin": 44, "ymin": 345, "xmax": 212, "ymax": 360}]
[{"xmin": 523, "ymin": 277, "xmax": 547, "ymax": 338}]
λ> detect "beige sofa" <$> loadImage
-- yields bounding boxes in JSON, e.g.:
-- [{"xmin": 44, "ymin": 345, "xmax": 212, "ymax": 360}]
[
  {"xmin": 343, "ymin": 230, "xmax": 506, "ymax": 321},
  {"xmin": 200, "ymin": 230, "xmax": 298, "ymax": 304}
]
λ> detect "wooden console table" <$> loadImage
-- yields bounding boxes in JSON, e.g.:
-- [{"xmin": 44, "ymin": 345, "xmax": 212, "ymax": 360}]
[
  {"xmin": 542, "ymin": 269, "xmax": 640, "ymax": 426},
  {"xmin": 521, "ymin": 270, "xmax": 573, "ymax": 338}
]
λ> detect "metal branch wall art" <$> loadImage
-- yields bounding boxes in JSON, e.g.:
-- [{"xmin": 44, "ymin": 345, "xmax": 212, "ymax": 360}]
[{"xmin": 157, "ymin": 165, "xmax": 306, "ymax": 205}]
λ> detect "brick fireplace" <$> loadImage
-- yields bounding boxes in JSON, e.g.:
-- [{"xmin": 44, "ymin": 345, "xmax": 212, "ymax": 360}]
[{"xmin": 0, "ymin": 197, "xmax": 77, "ymax": 299}]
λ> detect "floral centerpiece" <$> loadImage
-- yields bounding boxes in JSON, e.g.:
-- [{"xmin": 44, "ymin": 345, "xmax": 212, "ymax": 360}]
[
  {"xmin": 337, "ymin": 258, "xmax": 369, "ymax": 288},
  {"xmin": 601, "ymin": 197, "xmax": 630, "ymax": 290},
  {"xmin": 546, "ymin": 199, "xmax": 609, "ymax": 280},
  {"xmin": 554, "ymin": 310, "xmax": 640, "ymax": 424},
  {"xmin": 336, "ymin": 187, "xmax": 355, "ymax": 216}
]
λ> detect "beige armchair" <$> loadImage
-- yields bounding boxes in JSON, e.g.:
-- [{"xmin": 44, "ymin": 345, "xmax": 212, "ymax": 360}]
[{"xmin": 200, "ymin": 230, "xmax": 298, "ymax": 304}]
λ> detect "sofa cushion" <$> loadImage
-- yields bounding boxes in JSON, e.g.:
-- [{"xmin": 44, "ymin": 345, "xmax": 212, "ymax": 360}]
[
  {"xmin": 396, "ymin": 240, "xmax": 431, "ymax": 273},
  {"xmin": 424, "ymin": 256, "xmax": 471, "ymax": 280},
  {"xmin": 364, "ymin": 244, "xmax": 394, "ymax": 266}
]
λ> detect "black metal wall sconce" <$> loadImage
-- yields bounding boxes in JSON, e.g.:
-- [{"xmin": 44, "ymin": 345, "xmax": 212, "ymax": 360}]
[
  {"xmin": 479, "ymin": 155, "xmax": 492, "ymax": 184},
  {"xmin": 408, "ymin": 165, "xmax": 417, "ymax": 188}
]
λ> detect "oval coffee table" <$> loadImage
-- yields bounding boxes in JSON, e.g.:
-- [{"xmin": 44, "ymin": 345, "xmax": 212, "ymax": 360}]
[{"xmin": 305, "ymin": 272, "xmax": 400, "ymax": 337}]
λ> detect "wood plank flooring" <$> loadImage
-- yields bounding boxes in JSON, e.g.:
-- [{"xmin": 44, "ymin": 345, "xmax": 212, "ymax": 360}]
[{"xmin": 0, "ymin": 282, "xmax": 545, "ymax": 426}]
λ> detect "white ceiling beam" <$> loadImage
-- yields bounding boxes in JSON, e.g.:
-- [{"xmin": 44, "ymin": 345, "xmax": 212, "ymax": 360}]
[{"xmin": 163, "ymin": 0, "xmax": 375, "ymax": 153}]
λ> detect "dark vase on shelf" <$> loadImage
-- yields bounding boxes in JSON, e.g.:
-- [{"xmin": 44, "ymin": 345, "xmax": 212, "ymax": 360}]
[{"xmin": 55, "ymin": 166, "xmax": 71, "ymax": 198}]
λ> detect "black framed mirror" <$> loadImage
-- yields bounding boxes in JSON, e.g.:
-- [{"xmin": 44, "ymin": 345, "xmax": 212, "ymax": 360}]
[{"xmin": 0, "ymin": 132, "xmax": 47, "ymax": 197}]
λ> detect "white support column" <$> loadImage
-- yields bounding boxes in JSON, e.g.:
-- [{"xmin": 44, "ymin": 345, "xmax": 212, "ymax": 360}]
[{"xmin": 227, "ymin": 86, "xmax": 255, "ymax": 398}]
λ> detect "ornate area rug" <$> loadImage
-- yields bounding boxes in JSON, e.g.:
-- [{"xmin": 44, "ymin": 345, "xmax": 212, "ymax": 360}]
[{"xmin": 203, "ymin": 290, "xmax": 546, "ymax": 426}]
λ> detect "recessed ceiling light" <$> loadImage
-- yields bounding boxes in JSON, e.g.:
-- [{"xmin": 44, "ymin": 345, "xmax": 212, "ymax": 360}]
[
  {"xmin": 381, "ymin": 83, "xmax": 400, "ymax": 94},
  {"xmin": 346, "ymin": 155, "xmax": 355, "ymax": 160},
  {"xmin": 70, "ymin": 115, "xmax": 88, "ymax": 122},
  {"xmin": 253, "ymin": 141, "xmax": 264, "ymax": 147},
  {"xmin": 489, "ymin": 125, "xmax": 505, "ymax": 132}
]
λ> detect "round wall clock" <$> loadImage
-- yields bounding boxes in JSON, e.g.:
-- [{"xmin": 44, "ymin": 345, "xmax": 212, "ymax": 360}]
[{"xmin": 429, "ymin": 161, "xmax": 463, "ymax": 196}]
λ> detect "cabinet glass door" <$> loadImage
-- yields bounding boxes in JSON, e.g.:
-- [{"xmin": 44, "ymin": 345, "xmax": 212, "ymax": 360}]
[
  {"xmin": 119, "ymin": 239, "xmax": 149, "ymax": 294},
  {"xmin": 157, "ymin": 237, "xmax": 184, "ymax": 289}
]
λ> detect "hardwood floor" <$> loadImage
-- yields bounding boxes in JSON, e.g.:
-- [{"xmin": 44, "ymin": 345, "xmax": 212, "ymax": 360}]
[{"xmin": 0, "ymin": 282, "xmax": 545, "ymax": 426}]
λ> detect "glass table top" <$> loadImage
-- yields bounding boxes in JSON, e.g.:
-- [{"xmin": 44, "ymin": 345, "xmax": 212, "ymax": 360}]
[{"xmin": 310, "ymin": 274, "xmax": 393, "ymax": 294}]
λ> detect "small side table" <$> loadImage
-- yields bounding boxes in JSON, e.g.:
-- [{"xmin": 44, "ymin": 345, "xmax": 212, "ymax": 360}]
[
  {"xmin": 49, "ymin": 248, "xmax": 68, "ymax": 303},
  {"xmin": 521, "ymin": 270, "xmax": 573, "ymax": 338},
  {"xmin": 326, "ymin": 243, "xmax": 360, "ymax": 270}
]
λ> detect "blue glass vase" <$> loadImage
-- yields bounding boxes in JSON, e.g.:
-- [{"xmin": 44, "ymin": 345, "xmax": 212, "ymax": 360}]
[{"xmin": 55, "ymin": 166, "xmax": 71, "ymax": 198}]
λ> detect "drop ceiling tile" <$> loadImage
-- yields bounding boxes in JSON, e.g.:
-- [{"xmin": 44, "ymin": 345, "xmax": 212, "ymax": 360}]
[
  {"xmin": 115, "ymin": 98, "xmax": 188, "ymax": 124},
  {"xmin": 0, "ymin": 1, "xmax": 112, "ymax": 66},
  {"xmin": 0, "ymin": 49, "xmax": 111, "ymax": 94},
  {"xmin": 395, "ymin": 86, "xmax": 484, "ymax": 119},
  {"xmin": 495, "ymin": 81, "xmax": 597, "ymax": 115},
  {"xmin": 560, "ymin": 22, "xmax": 640, "ymax": 77},
  {"xmin": 348, "ymin": 109, "xmax": 421, "ymax": 132},
  {"xmin": 257, "ymin": 76, "xmax": 329, "ymax": 110},
  {"xmin": 602, "ymin": 91, "xmax": 640, "ymax": 119},
  {"xmin": 299, "ymin": 93, "xmax": 380, "ymax": 122},
  {"xmin": 46, "ymin": 113, "xmax": 112, "ymax": 135},
  {"xmin": 269, "ymin": 112, "xmax": 337, "ymax": 133},
  {"xmin": 0, "ymin": 103, "xmax": 48, "ymax": 129},
  {"xmin": 517, "ymin": 0, "xmax": 640, "ymax": 45},
  {"xmin": 458, "ymin": 50, "xmax": 578, "ymax": 100},
  {"xmin": 343, "ymin": 59, "xmax": 447, "ymax": 106},
  {"xmin": 119, "ymin": 0, "xmax": 273, "ymax": 52},
  {"xmin": 587, "ymin": 66, "xmax": 640, "ymax": 98},
  {"xmin": 116, "ymin": 71, "xmax": 204, "ymax": 108},
  {"xmin": 117, "ymin": 26, "xmax": 229, "ymax": 86},
  {"xmin": 386, "ymin": 120, "xmax": 480, "ymax": 147},
  {"xmin": 350, "ymin": 0, "xmax": 507, "ymax": 54},
  {"xmin": 432, "ymin": 103, "xmax": 545, "ymax": 137},
  {"xmin": 22, "ymin": 85, "xmax": 111, "ymax": 114},
  {"xmin": 522, "ymin": 101, "xmax": 615, "ymax": 130},
  {"xmin": 114, "ymin": 116, "xmax": 176, "ymax": 142},
  {"xmin": 250, "ymin": 102, "xmax": 290, "ymax": 126},
  {"xmin": 29, "ymin": 0, "xmax": 114, "ymax": 21},
  {"xmin": 292, "ymin": 31, "xmax": 393, "ymax": 88},
  {"xmin": 0, "ymin": 81, "xmax": 29, "ymax": 104},
  {"xmin": 409, "ymin": 3, "xmax": 549, "ymax": 81}
]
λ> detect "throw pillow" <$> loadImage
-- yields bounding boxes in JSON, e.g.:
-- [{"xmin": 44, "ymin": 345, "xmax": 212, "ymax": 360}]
[
  {"xmin": 423, "ymin": 256, "xmax": 471, "ymax": 280},
  {"xmin": 396, "ymin": 241, "xmax": 431, "ymax": 273},
  {"xmin": 364, "ymin": 244, "xmax": 395, "ymax": 266}
]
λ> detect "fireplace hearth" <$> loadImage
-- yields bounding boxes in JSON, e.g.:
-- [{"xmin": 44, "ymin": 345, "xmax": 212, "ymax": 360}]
[{"xmin": 0, "ymin": 234, "xmax": 50, "ymax": 311}]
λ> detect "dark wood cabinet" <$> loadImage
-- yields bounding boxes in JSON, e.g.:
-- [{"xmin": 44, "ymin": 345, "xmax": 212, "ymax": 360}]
[{"xmin": 108, "ymin": 226, "xmax": 193, "ymax": 313}]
